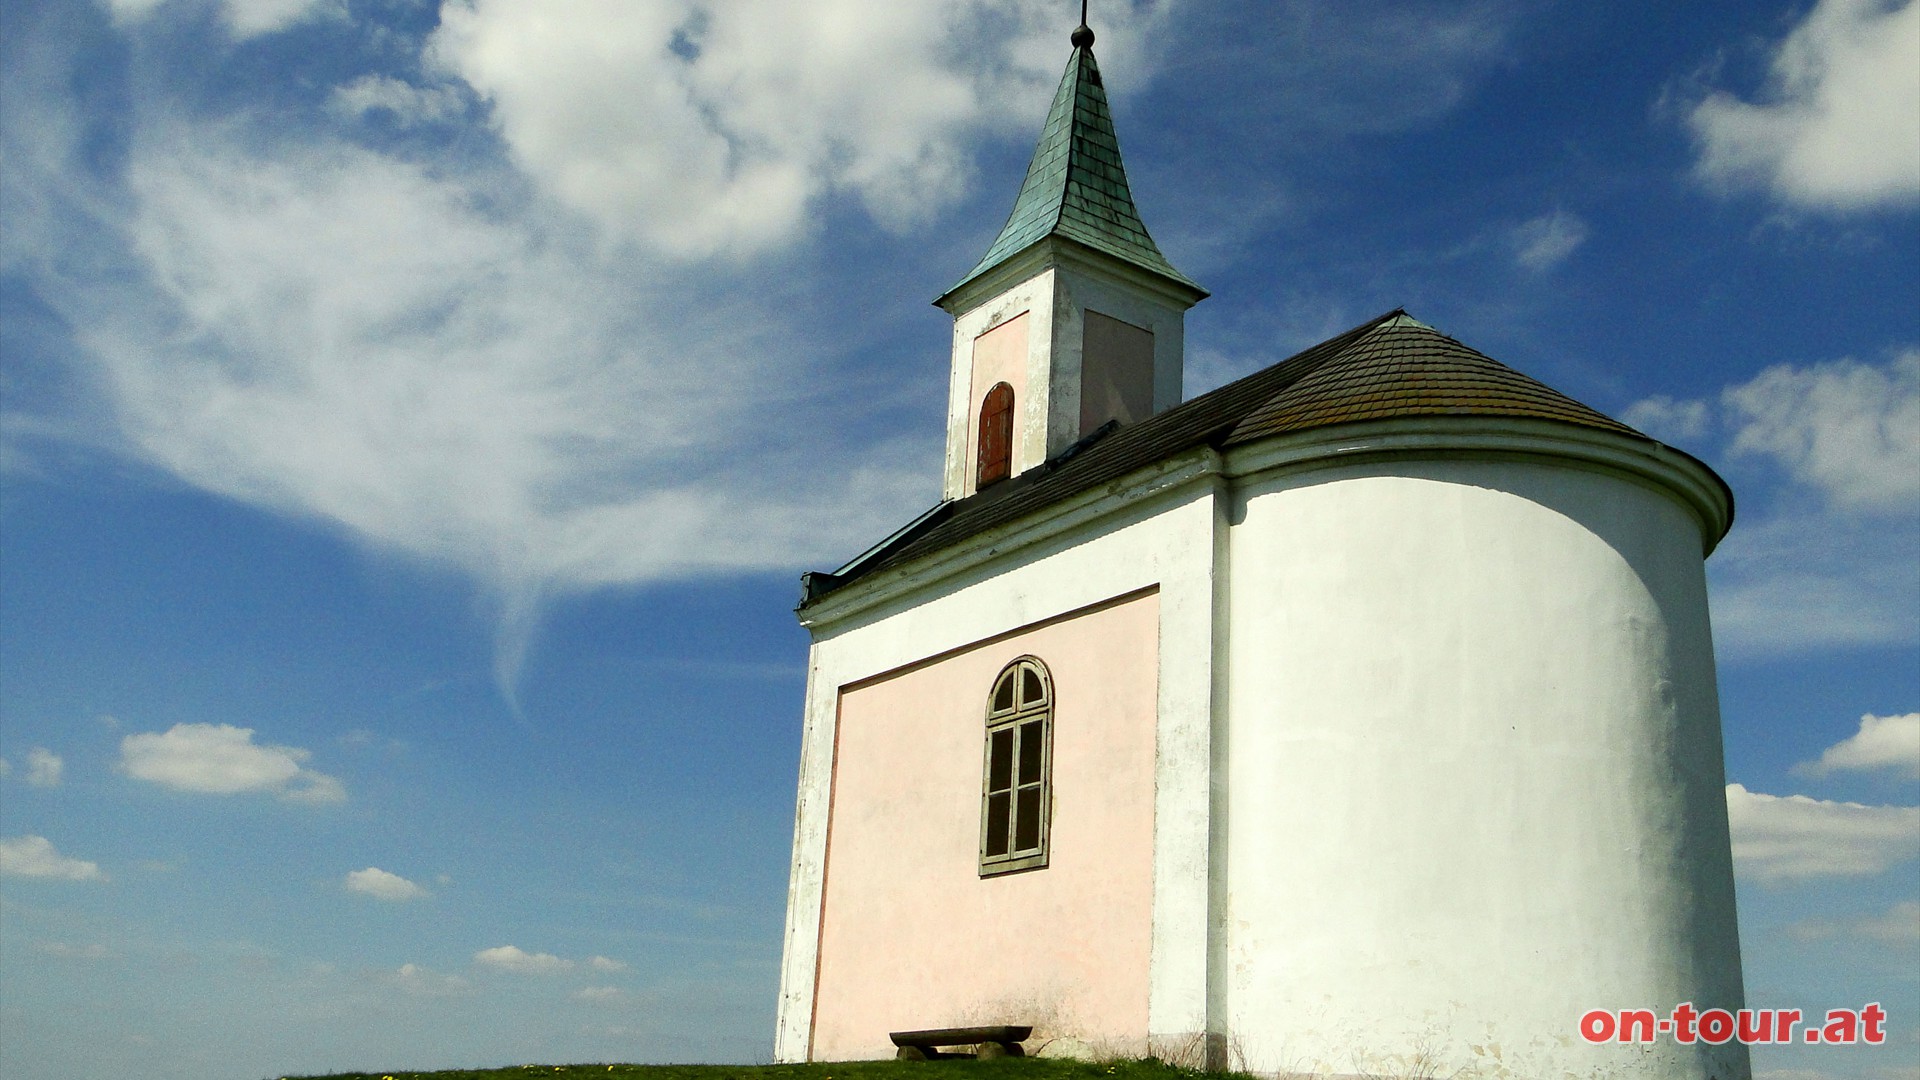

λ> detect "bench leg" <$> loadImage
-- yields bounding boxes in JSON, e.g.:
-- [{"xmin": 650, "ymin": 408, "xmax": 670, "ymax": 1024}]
[
  {"xmin": 978, "ymin": 1042, "xmax": 1024, "ymax": 1059},
  {"xmin": 897, "ymin": 1046, "xmax": 930, "ymax": 1061}
]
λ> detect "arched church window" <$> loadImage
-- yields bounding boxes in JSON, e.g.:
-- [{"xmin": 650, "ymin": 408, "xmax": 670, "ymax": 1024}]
[
  {"xmin": 977, "ymin": 382, "xmax": 1014, "ymax": 488},
  {"xmin": 980, "ymin": 656, "xmax": 1051, "ymax": 875}
]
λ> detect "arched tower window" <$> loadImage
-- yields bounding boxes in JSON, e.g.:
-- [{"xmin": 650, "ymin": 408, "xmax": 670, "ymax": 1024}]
[
  {"xmin": 976, "ymin": 382, "xmax": 1014, "ymax": 489},
  {"xmin": 980, "ymin": 656, "xmax": 1051, "ymax": 875}
]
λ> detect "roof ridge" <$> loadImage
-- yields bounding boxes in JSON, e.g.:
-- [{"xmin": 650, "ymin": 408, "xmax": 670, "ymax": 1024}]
[{"xmin": 1223, "ymin": 312, "xmax": 1640, "ymax": 445}]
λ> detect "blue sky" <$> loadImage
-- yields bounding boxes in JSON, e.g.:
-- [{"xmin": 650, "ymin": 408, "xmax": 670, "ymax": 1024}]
[{"xmin": 1, "ymin": 1, "xmax": 1916, "ymax": 1078}]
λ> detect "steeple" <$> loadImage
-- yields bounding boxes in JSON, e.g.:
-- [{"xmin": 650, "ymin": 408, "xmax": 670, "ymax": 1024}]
[
  {"xmin": 937, "ymin": 24, "xmax": 1205, "ymax": 307},
  {"xmin": 935, "ymin": 20, "xmax": 1206, "ymax": 501}
]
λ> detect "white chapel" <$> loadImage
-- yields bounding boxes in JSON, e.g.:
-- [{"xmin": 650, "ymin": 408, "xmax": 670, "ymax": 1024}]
[{"xmin": 775, "ymin": 20, "xmax": 1748, "ymax": 1080}]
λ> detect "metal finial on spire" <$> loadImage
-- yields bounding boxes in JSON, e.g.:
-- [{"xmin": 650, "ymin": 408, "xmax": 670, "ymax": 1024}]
[{"xmin": 1071, "ymin": 0, "xmax": 1094, "ymax": 48}]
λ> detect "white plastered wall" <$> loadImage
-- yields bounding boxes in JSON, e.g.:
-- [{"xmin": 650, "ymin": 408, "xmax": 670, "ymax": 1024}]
[
  {"xmin": 1046, "ymin": 263, "xmax": 1187, "ymax": 455},
  {"xmin": 943, "ymin": 274, "xmax": 1057, "ymax": 499},
  {"xmin": 1218, "ymin": 455, "xmax": 1745, "ymax": 1080},
  {"xmin": 775, "ymin": 457, "xmax": 1228, "ymax": 1062}
]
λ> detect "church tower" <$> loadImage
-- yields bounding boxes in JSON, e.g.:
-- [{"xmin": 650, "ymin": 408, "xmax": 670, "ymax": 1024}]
[{"xmin": 934, "ymin": 22, "xmax": 1206, "ymax": 499}]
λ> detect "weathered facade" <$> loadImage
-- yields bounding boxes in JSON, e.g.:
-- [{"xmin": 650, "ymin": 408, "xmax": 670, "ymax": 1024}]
[{"xmin": 777, "ymin": 23, "xmax": 1748, "ymax": 1080}]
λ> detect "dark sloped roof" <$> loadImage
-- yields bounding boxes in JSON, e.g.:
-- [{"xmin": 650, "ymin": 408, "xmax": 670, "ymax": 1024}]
[
  {"xmin": 1226, "ymin": 313, "xmax": 1640, "ymax": 443},
  {"xmin": 938, "ymin": 40, "xmax": 1202, "ymax": 304},
  {"xmin": 800, "ymin": 311, "xmax": 1654, "ymax": 608}
]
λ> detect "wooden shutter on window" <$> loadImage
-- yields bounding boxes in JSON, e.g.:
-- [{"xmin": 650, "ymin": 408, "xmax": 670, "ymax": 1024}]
[{"xmin": 977, "ymin": 382, "xmax": 1014, "ymax": 488}]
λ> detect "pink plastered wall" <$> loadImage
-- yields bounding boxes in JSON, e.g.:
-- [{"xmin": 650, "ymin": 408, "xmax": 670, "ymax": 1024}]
[{"xmin": 809, "ymin": 590, "xmax": 1161, "ymax": 1060}]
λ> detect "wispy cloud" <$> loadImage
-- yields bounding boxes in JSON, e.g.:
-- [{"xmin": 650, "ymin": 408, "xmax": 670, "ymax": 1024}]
[
  {"xmin": 1788, "ymin": 899, "xmax": 1920, "ymax": 946},
  {"xmin": 383, "ymin": 962, "xmax": 472, "ymax": 997},
  {"xmin": 1626, "ymin": 349, "xmax": 1920, "ymax": 655},
  {"xmin": 1688, "ymin": 0, "xmax": 1920, "ymax": 210},
  {"xmin": 24, "ymin": 747, "xmax": 63, "ymax": 788},
  {"xmin": 0, "ymin": 835, "xmax": 106, "ymax": 881},
  {"xmin": 119, "ymin": 723, "xmax": 346, "ymax": 803},
  {"xmin": 1726, "ymin": 783, "xmax": 1920, "ymax": 882},
  {"xmin": 344, "ymin": 867, "xmax": 429, "ymax": 901},
  {"xmin": 1794, "ymin": 712, "xmax": 1920, "ymax": 780},
  {"xmin": 1620, "ymin": 395, "xmax": 1713, "ymax": 443},
  {"xmin": 1510, "ymin": 210, "xmax": 1588, "ymax": 271},
  {"xmin": 328, "ymin": 75, "xmax": 468, "ymax": 127},
  {"xmin": 106, "ymin": 0, "xmax": 347, "ymax": 39},
  {"xmin": 5, "ymin": 18, "xmax": 940, "ymax": 691}
]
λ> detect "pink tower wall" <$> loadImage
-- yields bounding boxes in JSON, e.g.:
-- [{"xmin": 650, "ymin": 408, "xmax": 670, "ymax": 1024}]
[
  {"xmin": 964, "ymin": 312, "xmax": 1030, "ymax": 492},
  {"xmin": 808, "ymin": 591, "xmax": 1162, "ymax": 1060}
]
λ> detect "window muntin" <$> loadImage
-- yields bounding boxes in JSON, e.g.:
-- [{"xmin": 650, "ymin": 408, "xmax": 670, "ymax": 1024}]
[
  {"xmin": 981, "ymin": 656, "xmax": 1052, "ymax": 875},
  {"xmin": 977, "ymin": 382, "xmax": 1014, "ymax": 488}
]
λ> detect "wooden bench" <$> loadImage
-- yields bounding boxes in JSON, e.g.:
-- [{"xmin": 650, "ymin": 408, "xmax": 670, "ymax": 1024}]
[{"xmin": 890, "ymin": 1025, "xmax": 1032, "ymax": 1060}]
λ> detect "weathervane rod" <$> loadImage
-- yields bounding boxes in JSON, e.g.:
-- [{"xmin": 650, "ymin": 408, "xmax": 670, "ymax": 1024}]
[{"xmin": 1072, "ymin": 0, "xmax": 1094, "ymax": 48}]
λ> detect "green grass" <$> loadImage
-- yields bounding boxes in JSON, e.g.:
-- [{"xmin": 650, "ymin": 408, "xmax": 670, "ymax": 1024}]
[{"xmin": 279, "ymin": 1056, "xmax": 1244, "ymax": 1080}]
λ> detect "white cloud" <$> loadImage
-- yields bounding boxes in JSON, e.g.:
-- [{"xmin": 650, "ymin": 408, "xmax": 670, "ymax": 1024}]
[
  {"xmin": 0, "ymin": 835, "xmax": 106, "ymax": 881},
  {"xmin": 344, "ymin": 867, "xmax": 429, "ymax": 901},
  {"xmin": 385, "ymin": 962, "xmax": 471, "ymax": 997},
  {"xmin": 105, "ymin": 0, "xmax": 346, "ymax": 39},
  {"xmin": 1795, "ymin": 712, "xmax": 1920, "ymax": 779},
  {"xmin": 1725, "ymin": 350, "xmax": 1920, "ymax": 513},
  {"xmin": 328, "ymin": 75, "xmax": 467, "ymax": 127},
  {"xmin": 1510, "ymin": 210, "xmax": 1588, "ymax": 271},
  {"xmin": 1790, "ymin": 900, "xmax": 1920, "ymax": 945},
  {"xmin": 1707, "ymin": 508, "xmax": 1920, "ymax": 653},
  {"xmin": 0, "ymin": 757, "xmax": 10, "ymax": 777},
  {"xmin": 573, "ymin": 985, "xmax": 626, "ymax": 1002},
  {"xmin": 1712, "ymin": 351, "xmax": 1920, "ymax": 652},
  {"xmin": 1620, "ymin": 395, "xmax": 1712, "ymax": 443},
  {"xmin": 588, "ymin": 955, "xmax": 628, "ymax": 972},
  {"xmin": 118, "ymin": 723, "xmax": 346, "ymax": 803},
  {"xmin": 473, "ymin": 945, "xmax": 573, "ymax": 974},
  {"xmin": 24, "ymin": 747, "xmax": 63, "ymax": 788},
  {"xmin": 1689, "ymin": 0, "xmax": 1920, "ymax": 210},
  {"xmin": 14, "ymin": 120, "xmax": 934, "ymax": 689},
  {"xmin": 1626, "ymin": 350, "xmax": 1920, "ymax": 654},
  {"xmin": 1726, "ymin": 783, "xmax": 1920, "ymax": 882},
  {"xmin": 428, "ymin": 0, "xmax": 1166, "ymax": 257}
]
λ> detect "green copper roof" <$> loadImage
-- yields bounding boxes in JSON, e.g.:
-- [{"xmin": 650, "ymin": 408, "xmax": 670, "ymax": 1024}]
[{"xmin": 944, "ymin": 41, "xmax": 1203, "ymax": 301}]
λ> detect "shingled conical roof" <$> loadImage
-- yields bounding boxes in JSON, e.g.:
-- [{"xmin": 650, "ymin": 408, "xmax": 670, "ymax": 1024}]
[
  {"xmin": 801, "ymin": 310, "xmax": 1722, "ymax": 606},
  {"xmin": 1221, "ymin": 312, "xmax": 1639, "ymax": 443},
  {"xmin": 939, "ymin": 33, "xmax": 1203, "ymax": 304}
]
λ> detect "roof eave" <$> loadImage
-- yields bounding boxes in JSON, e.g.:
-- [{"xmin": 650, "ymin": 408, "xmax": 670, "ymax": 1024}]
[{"xmin": 934, "ymin": 233, "xmax": 1209, "ymax": 314}]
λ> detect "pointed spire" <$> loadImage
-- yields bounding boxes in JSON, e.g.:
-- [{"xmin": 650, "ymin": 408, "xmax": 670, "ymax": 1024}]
[{"xmin": 939, "ymin": 25, "xmax": 1204, "ymax": 305}]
